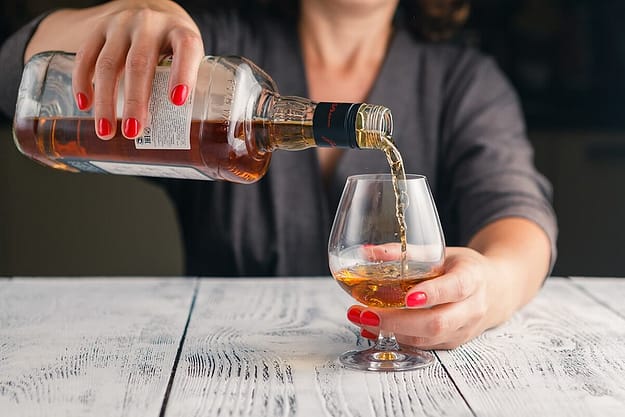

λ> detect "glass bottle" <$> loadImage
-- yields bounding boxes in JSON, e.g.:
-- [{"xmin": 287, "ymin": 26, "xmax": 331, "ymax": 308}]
[{"xmin": 13, "ymin": 51, "xmax": 393, "ymax": 183}]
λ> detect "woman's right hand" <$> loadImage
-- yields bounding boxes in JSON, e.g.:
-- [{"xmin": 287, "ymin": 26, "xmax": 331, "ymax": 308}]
[{"xmin": 26, "ymin": 0, "xmax": 204, "ymax": 140}]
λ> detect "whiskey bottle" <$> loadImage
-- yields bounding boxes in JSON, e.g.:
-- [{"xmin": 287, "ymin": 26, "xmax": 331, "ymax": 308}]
[{"xmin": 13, "ymin": 51, "xmax": 393, "ymax": 183}]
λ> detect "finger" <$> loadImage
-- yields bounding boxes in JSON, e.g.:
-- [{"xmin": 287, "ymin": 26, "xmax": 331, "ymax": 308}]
[
  {"xmin": 405, "ymin": 266, "xmax": 477, "ymax": 308},
  {"xmin": 73, "ymin": 34, "xmax": 105, "ymax": 112},
  {"xmin": 361, "ymin": 328, "xmax": 378, "ymax": 340},
  {"xmin": 346, "ymin": 308, "xmax": 376, "ymax": 340},
  {"xmin": 419, "ymin": 332, "xmax": 474, "ymax": 350},
  {"xmin": 167, "ymin": 27, "xmax": 204, "ymax": 106},
  {"xmin": 371, "ymin": 301, "xmax": 481, "ymax": 348},
  {"xmin": 93, "ymin": 36, "xmax": 130, "ymax": 139},
  {"xmin": 121, "ymin": 31, "xmax": 162, "ymax": 139},
  {"xmin": 361, "ymin": 243, "xmax": 403, "ymax": 262},
  {"xmin": 394, "ymin": 326, "xmax": 475, "ymax": 350},
  {"xmin": 346, "ymin": 305, "xmax": 365, "ymax": 325}
]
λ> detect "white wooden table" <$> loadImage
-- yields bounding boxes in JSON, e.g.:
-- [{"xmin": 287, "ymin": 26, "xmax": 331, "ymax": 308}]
[{"xmin": 1, "ymin": 276, "xmax": 624, "ymax": 417}]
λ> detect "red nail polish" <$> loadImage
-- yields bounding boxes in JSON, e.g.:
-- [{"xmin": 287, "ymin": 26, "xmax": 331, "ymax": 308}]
[
  {"xmin": 76, "ymin": 93, "xmax": 89, "ymax": 110},
  {"xmin": 171, "ymin": 84, "xmax": 189, "ymax": 106},
  {"xmin": 360, "ymin": 311, "xmax": 380, "ymax": 327},
  {"xmin": 97, "ymin": 118, "xmax": 112, "ymax": 137},
  {"xmin": 361, "ymin": 329, "xmax": 378, "ymax": 339},
  {"xmin": 406, "ymin": 291, "xmax": 427, "ymax": 307},
  {"xmin": 123, "ymin": 118, "xmax": 140, "ymax": 138},
  {"xmin": 347, "ymin": 307, "xmax": 362, "ymax": 324}
]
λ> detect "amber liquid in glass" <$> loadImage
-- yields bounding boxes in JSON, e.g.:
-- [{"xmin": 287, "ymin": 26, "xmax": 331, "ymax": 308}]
[
  {"xmin": 334, "ymin": 261, "xmax": 443, "ymax": 308},
  {"xmin": 333, "ymin": 134, "xmax": 437, "ymax": 307}
]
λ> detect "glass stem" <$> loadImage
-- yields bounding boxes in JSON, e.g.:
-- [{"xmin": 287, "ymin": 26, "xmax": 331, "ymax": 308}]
[{"xmin": 376, "ymin": 329, "xmax": 401, "ymax": 352}]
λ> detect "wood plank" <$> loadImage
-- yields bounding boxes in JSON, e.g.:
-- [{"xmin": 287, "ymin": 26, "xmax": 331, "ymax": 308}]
[
  {"xmin": 437, "ymin": 277, "xmax": 625, "ymax": 417},
  {"xmin": 571, "ymin": 277, "xmax": 625, "ymax": 317},
  {"xmin": 164, "ymin": 278, "xmax": 473, "ymax": 417},
  {"xmin": 0, "ymin": 278, "xmax": 195, "ymax": 417}
]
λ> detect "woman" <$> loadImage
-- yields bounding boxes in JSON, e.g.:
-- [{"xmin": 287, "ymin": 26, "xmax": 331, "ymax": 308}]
[{"xmin": 0, "ymin": 0, "xmax": 557, "ymax": 349}]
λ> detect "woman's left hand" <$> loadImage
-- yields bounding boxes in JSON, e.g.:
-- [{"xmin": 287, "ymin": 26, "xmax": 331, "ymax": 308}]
[{"xmin": 346, "ymin": 246, "xmax": 512, "ymax": 350}]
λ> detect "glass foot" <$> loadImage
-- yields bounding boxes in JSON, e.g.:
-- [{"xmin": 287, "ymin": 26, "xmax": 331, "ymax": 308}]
[{"xmin": 339, "ymin": 346, "xmax": 435, "ymax": 371}]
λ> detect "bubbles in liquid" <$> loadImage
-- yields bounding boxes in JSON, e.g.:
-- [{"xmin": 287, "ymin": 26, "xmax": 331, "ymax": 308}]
[{"xmin": 379, "ymin": 135, "xmax": 408, "ymax": 277}]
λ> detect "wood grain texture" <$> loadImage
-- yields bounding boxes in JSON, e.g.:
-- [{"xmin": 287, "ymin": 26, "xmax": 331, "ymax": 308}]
[
  {"xmin": 164, "ymin": 278, "xmax": 472, "ymax": 417},
  {"xmin": 4, "ymin": 277, "xmax": 625, "ymax": 417},
  {"xmin": 571, "ymin": 277, "xmax": 625, "ymax": 317},
  {"xmin": 437, "ymin": 277, "xmax": 625, "ymax": 417},
  {"xmin": 0, "ymin": 278, "xmax": 195, "ymax": 417}
]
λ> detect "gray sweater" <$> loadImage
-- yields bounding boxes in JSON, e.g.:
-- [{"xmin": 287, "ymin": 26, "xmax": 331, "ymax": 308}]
[{"xmin": 0, "ymin": 10, "xmax": 557, "ymax": 277}]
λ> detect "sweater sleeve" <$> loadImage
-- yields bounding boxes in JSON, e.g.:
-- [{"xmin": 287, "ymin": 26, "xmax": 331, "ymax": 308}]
[
  {"xmin": 439, "ymin": 50, "xmax": 558, "ymax": 271},
  {"xmin": 0, "ymin": 13, "xmax": 51, "ymax": 119}
]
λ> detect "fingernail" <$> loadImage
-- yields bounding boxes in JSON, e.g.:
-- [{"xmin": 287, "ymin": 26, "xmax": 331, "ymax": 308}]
[
  {"xmin": 406, "ymin": 291, "xmax": 427, "ymax": 307},
  {"xmin": 76, "ymin": 93, "xmax": 89, "ymax": 110},
  {"xmin": 97, "ymin": 118, "xmax": 112, "ymax": 137},
  {"xmin": 347, "ymin": 307, "xmax": 362, "ymax": 324},
  {"xmin": 123, "ymin": 118, "xmax": 140, "ymax": 138},
  {"xmin": 361, "ymin": 329, "xmax": 378, "ymax": 339},
  {"xmin": 171, "ymin": 84, "xmax": 189, "ymax": 106},
  {"xmin": 360, "ymin": 311, "xmax": 380, "ymax": 327}
]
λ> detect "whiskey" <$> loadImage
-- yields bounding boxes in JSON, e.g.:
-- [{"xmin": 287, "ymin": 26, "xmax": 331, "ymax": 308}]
[
  {"xmin": 334, "ymin": 261, "xmax": 443, "ymax": 308},
  {"xmin": 13, "ymin": 52, "xmax": 394, "ymax": 183},
  {"xmin": 14, "ymin": 117, "xmax": 267, "ymax": 182},
  {"xmin": 379, "ymin": 135, "xmax": 408, "ymax": 275},
  {"xmin": 13, "ymin": 117, "xmax": 331, "ymax": 183},
  {"xmin": 353, "ymin": 104, "xmax": 409, "ymax": 276}
]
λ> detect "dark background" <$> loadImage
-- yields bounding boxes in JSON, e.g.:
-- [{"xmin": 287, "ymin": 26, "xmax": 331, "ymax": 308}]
[{"xmin": 2, "ymin": 0, "xmax": 625, "ymax": 276}]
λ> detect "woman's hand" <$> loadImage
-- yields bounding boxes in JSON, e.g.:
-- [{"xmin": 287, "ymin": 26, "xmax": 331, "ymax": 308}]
[
  {"xmin": 26, "ymin": 0, "xmax": 204, "ymax": 140},
  {"xmin": 345, "ymin": 218, "xmax": 551, "ymax": 350},
  {"xmin": 346, "ymin": 246, "xmax": 512, "ymax": 350}
]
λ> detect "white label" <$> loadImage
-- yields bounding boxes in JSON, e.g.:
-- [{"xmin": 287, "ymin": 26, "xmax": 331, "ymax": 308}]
[
  {"xmin": 91, "ymin": 161, "xmax": 212, "ymax": 180},
  {"xmin": 135, "ymin": 67, "xmax": 193, "ymax": 150}
]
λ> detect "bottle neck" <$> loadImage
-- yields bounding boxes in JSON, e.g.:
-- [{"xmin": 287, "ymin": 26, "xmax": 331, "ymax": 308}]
[
  {"xmin": 312, "ymin": 102, "xmax": 361, "ymax": 148},
  {"xmin": 258, "ymin": 95, "xmax": 317, "ymax": 152},
  {"xmin": 258, "ymin": 96, "xmax": 393, "ymax": 152},
  {"xmin": 353, "ymin": 103, "xmax": 394, "ymax": 149},
  {"xmin": 312, "ymin": 102, "xmax": 394, "ymax": 149}
]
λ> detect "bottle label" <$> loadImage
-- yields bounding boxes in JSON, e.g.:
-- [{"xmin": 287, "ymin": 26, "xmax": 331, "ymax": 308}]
[
  {"xmin": 62, "ymin": 159, "xmax": 108, "ymax": 174},
  {"xmin": 312, "ymin": 102, "xmax": 361, "ymax": 148},
  {"xmin": 62, "ymin": 159, "xmax": 212, "ymax": 180},
  {"xmin": 135, "ymin": 67, "xmax": 193, "ymax": 150}
]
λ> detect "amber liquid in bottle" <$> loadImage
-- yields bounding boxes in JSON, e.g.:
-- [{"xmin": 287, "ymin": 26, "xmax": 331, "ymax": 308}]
[{"xmin": 13, "ymin": 116, "xmax": 321, "ymax": 183}]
